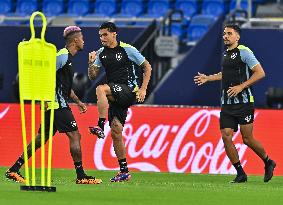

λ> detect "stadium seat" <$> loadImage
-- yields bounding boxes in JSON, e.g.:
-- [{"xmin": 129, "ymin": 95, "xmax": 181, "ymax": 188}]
[
  {"xmin": 175, "ymin": 0, "xmax": 198, "ymax": 19},
  {"xmin": 16, "ymin": 0, "xmax": 38, "ymax": 16},
  {"xmin": 147, "ymin": 0, "xmax": 170, "ymax": 18},
  {"xmin": 68, "ymin": 0, "xmax": 90, "ymax": 16},
  {"xmin": 95, "ymin": 0, "xmax": 117, "ymax": 16},
  {"xmin": 121, "ymin": 0, "xmax": 144, "ymax": 17},
  {"xmin": 187, "ymin": 14, "xmax": 216, "ymax": 41},
  {"xmin": 202, "ymin": 0, "xmax": 225, "ymax": 17},
  {"xmin": 166, "ymin": 22, "xmax": 186, "ymax": 40},
  {"xmin": 42, "ymin": 0, "xmax": 65, "ymax": 17},
  {"xmin": 0, "ymin": 0, "xmax": 12, "ymax": 15}
]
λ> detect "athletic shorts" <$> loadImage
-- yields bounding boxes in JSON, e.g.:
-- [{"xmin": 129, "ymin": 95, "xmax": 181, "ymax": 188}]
[
  {"xmin": 38, "ymin": 107, "xmax": 78, "ymax": 136},
  {"xmin": 108, "ymin": 83, "xmax": 136, "ymax": 126},
  {"xmin": 220, "ymin": 103, "xmax": 254, "ymax": 132}
]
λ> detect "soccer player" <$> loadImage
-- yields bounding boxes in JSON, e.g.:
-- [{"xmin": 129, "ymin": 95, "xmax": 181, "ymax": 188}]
[
  {"xmin": 88, "ymin": 22, "xmax": 152, "ymax": 182},
  {"xmin": 5, "ymin": 26, "xmax": 102, "ymax": 185},
  {"xmin": 194, "ymin": 24, "xmax": 276, "ymax": 183}
]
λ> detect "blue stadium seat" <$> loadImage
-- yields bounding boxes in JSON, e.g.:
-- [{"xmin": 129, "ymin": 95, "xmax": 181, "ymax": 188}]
[
  {"xmin": 187, "ymin": 14, "xmax": 216, "ymax": 41},
  {"xmin": 202, "ymin": 0, "xmax": 225, "ymax": 17},
  {"xmin": 121, "ymin": 0, "xmax": 144, "ymax": 17},
  {"xmin": 175, "ymin": 0, "xmax": 198, "ymax": 19},
  {"xmin": 68, "ymin": 0, "xmax": 90, "ymax": 16},
  {"xmin": 16, "ymin": 0, "xmax": 38, "ymax": 16},
  {"xmin": 42, "ymin": 0, "xmax": 65, "ymax": 17},
  {"xmin": 168, "ymin": 23, "xmax": 186, "ymax": 40},
  {"xmin": 147, "ymin": 0, "xmax": 170, "ymax": 18},
  {"xmin": 95, "ymin": 0, "xmax": 117, "ymax": 17},
  {"xmin": 0, "ymin": 0, "xmax": 12, "ymax": 15}
]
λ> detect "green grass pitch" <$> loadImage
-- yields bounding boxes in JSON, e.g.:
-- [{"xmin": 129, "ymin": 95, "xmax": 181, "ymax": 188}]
[{"xmin": 1, "ymin": 167, "xmax": 283, "ymax": 205}]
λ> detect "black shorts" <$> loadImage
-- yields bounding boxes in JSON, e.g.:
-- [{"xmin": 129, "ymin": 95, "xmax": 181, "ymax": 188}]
[
  {"xmin": 108, "ymin": 83, "xmax": 136, "ymax": 126},
  {"xmin": 38, "ymin": 107, "xmax": 78, "ymax": 136},
  {"xmin": 220, "ymin": 103, "xmax": 254, "ymax": 132}
]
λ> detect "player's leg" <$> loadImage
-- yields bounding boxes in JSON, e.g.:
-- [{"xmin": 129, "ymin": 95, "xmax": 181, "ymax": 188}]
[
  {"xmin": 89, "ymin": 84, "xmax": 114, "ymax": 138},
  {"xmin": 220, "ymin": 107, "xmax": 247, "ymax": 183},
  {"xmin": 58, "ymin": 108, "xmax": 102, "ymax": 184},
  {"xmin": 6, "ymin": 110, "xmax": 56, "ymax": 183},
  {"xmin": 239, "ymin": 110, "xmax": 276, "ymax": 182},
  {"xmin": 110, "ymin": 117, "xmax": 131, "ymax": 182},
  {"xmin": 96, "ymin": 84, "xmax": 114, "ymax": 129},
  {"xmin": 108, "ymin": 84, "xmax": 135, "ymax": 182},
  {"xmin": 65, "ymin": 130, "xmax": 102, "ymax": 184}
]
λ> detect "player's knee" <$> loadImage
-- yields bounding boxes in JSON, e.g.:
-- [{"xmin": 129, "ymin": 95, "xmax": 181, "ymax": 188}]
[{"xmin": 221, "ymin": 130, "xmax": 233, "ymax": 142}]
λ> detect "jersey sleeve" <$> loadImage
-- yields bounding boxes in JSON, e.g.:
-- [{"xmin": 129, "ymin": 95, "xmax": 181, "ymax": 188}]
[
  {"xmin": 93, "ymin": 47, "xmax": 104, "ymax": 67},
  {"xmin": 240, "ymin": 49, "xmax": 259, "ymax": 70},
  {"xmin": 56, "ymin": 53, "xmax": 68, "ymax": 70},
  {"xmin": 124, "ymin": 46, "xmax": 145, "ymax": 66}
]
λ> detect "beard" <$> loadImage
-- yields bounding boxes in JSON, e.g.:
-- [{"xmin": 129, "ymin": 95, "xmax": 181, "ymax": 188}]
[{"xmin": 224, "ymin": 41, "xmax": 231, "ymax": 46}]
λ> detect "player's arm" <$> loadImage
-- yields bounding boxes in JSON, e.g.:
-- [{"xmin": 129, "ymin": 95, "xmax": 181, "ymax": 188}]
[
  {"xmin": 240, "ymin": 64, "xmax": 265, "ymax": 89},
  {"xmin": 70, "ymin": 89, "xmax": 87, "ymax": 113},
  {"xmin": 140, "ymin": 60, "xmax": 152, "ymax": 91},
  {"xmin": 194, "ymin": 72, "xmax": 222, "ymax": 86},
  {"xmin": 88, "ymin": 51, "xmax": 100, "ymax": 80}
]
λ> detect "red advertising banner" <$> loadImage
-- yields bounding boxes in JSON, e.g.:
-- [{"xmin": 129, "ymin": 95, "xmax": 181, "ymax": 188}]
[{"xmin": 0, "ymin": 103, "xmax": 282, "ymax": 175}]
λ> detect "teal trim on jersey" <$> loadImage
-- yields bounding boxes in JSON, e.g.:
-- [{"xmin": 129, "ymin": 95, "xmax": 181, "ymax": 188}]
[
  {"xmin": 93, "ymin": 47, "xmax": 104, "ymax": 67},
  {"xmin": 56, "ymin": 48, "xmax": 69, "ymax": 70},
  {"xmin": 120, "ymin": 41, "xmax": 145, "ymax": 66}
]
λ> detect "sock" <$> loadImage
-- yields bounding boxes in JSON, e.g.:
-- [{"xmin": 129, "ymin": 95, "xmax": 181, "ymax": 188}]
[
  {"xmin": 74, "ymin": 161, "xmax": 86, "ymax": 179},
  {"xmin": 10, "ymin": 157, "xmax": 24, "ymax": 172},
  {"xmin": 233, "ymin": 161, "xmax": 245, "ymax": 176},
  {"xmin": 118, "ymin": 158, "xmax": 129, "ymax": 173},
  {"xmin": 264, "ymin": 155, "xmax": 270, "ymax": 165},
  {"xmin": 98, "ymin": 118, "xmax": 106, "ymax": 131}
]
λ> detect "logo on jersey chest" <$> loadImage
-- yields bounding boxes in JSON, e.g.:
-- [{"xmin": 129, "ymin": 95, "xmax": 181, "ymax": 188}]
[
  {"xmin": 116, "ymin": 53, "xmax": 123, "ymax": 61},
  {"xmin": 231, "ymin": 53, "xmax": 237, "ymax": 59}
]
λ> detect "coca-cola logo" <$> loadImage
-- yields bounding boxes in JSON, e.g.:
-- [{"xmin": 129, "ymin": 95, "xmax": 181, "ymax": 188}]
[
  {"xmin": 93, "ymin": 108, "xmax": 257, "ymax": 174},
  {"xmin": 0, "ymin": 106, "xmax": 10, "ymax": 119}
]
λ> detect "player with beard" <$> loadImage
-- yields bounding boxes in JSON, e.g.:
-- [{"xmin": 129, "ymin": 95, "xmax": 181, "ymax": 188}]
[
  {"xmin": 194, "ymin": 24, "xmax": 276, "ymax": 183},
  {"xmin": 5, "ymin": 26, "xmax": 102, "ymax": 185},
  {"xmin": 88, "ymin": 22, "xmax": 152, "ymax": 182}
]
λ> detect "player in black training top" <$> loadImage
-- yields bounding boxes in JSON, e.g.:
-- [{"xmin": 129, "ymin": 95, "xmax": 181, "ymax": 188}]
[
  {"xmin": 5, "ymin": 26, "xmax": 102, "ymax": 185},
  {"xmin": 194, "ymin": 24, "xmax": 276, "ymax": 183},
  {"xmin": 88, "ymin": 22, "xmax": 152, "ymax": 182}
]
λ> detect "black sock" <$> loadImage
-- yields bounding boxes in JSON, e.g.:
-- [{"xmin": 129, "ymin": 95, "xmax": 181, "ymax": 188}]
[
  {"xmin": 74, "ymin": 161, "xmax": 86, "ymax": 179},
  {"xmin": 118, "ymin": 158, "xmax": 129, "ymax": 173},
  {"xmin": 98, "ymin": 118, "xmax": 106, "ymax": 131},
  {"xmin": 233, "ymin": 161, "xmax": 245, "ymax": 175},
  {"xmin": 10, "ymin": 157, "xmax": 24, "ymax": 172},
  {"xmin": 264, "ymin": 155, "xmax": 270, "ymax": 165}
]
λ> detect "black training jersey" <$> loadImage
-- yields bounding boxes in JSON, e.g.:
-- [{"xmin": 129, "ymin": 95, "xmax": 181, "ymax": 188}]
[
  {"xmin": 93, "ymin": 41, "xmax": 145, "ymax": 91},
  {"xmin": 53, "ymin": 48, "xmax": 74, "ymax": 109},
  {"xmin": 221, "ymin": 45, "xmax": 259, "ymax": 105}
]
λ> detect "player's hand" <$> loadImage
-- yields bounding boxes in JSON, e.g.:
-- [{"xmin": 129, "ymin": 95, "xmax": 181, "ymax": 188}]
[
  {"xmin": 227, "ymin": 85, "xmax": 244, "ymax": 97},
  {"xmin": 88, "ymin": 51, "xmax": 97, "ymax": 64},
  {"xmin": 136, "ymin": 88, "xmax": 146, "ymax": 103},
  {"xmin": 77, "ymin": 101, "xmax": 87, "ymax": 114},
  {"xmin": 194, "ymin": 72, "xmax": 209, "ymax": 86}
]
